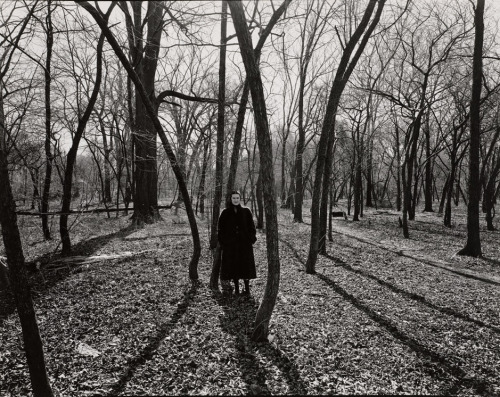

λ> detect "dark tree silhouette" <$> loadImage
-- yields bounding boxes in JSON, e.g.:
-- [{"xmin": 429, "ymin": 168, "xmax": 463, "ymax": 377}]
[
  {"xmin": 228, "ymin": 0, "xmax": 290, "ymax": 341},
  {"xmin": 458, "ymin": 0, "xmax": 484, "ymax": 257}
]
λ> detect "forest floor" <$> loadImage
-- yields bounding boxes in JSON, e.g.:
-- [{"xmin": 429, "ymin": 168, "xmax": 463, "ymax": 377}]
[{"xmin": 1, "ymin": 203, "xmax": 500, "ymax": 396}]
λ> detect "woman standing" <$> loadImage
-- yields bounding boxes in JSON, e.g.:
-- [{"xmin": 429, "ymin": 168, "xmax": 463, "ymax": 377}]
[{"xmin": 217, "ymin": 190, "xmax": 257, "ymax": 295}]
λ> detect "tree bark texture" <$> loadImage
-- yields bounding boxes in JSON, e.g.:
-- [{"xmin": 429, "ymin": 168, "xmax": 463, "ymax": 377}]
[
  {"xmin": 459, "ymin": 0, "xmax": 484, "ymax": 257},
  {"xmin": 41, "ymin": 1, "xmax": 54, "ymax": 240},
  {"xmin": 423, "ymin": 117, "xmax": 434, "ymax": 212},
  {"xmin": 228, "ymin": 0, "xmax": 289, "ymax": 342},
  {"xmin": 210, "ymin": 0, "xmax": 227, "ymax": 289},
  {"xmin": 0, "ymin": 83, "xmax": 54, "ymax": 397},
  {"xmin": 128, "ymin": 1, "xmax": 162, "ymax": 225}
]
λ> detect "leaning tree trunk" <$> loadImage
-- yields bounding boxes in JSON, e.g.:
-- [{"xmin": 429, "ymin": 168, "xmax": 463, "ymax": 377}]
[
  {"xmin": 459, "ymin": 0, "xmax": 484, "ymax": 257},
  {"xmin": 306, "ymin": 0, "xmax": 386, "ymax": 273},
  {"xmin": 0, "ymin": 83, "xmax": 54, "ymax": 397},
  {"xmin": 228, "ymin": 0, "xmax": 289, "ymax": 342}
]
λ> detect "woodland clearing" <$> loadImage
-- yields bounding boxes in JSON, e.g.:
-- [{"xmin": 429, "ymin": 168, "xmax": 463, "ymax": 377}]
[{"xmin": 1, "ymin": 204, "xmax": 499, "ymax": 396}]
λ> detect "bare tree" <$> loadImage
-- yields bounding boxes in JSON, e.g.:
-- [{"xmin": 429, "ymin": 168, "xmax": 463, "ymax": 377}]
[
  {"xmin": 59, "ymin": 20, "xmax": 107, "ymax": 255},
  {"xmin": 0, "ymin": 2, "xmax": 53, "ymax": 395},
  {"xmin": 458, "ymin": 0, "xmax": 484, "ymax": 257},
  {"xmin": 228, "ymin": 0, "xmax": 289, "ymax": 341},
  {"xmin": 79, "ymin": 0, "xmax": 201, "ymax": 279},
  {"xmin": 306, "ymin": 0, "xmax": 386, "ymax": 273}
]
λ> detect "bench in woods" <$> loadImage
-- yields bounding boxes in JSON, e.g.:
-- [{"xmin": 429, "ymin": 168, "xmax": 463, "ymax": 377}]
[{"xmin": 331, "ymin": 211, "xmax": 348, "ymax": 220}]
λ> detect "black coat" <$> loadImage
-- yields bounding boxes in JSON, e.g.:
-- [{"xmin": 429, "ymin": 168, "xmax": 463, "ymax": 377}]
[{"xmin": 217, "ymin": 205, "xmax": 257, "ymax": 280}]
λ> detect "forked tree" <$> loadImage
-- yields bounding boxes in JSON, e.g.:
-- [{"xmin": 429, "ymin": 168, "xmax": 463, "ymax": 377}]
[
  {"xmin": 306, "ymin": 0, "xmax": 386, "ymax": 273},
  {"xmin": 228, "ymin": 0, "xmax": 288, "ymax": 341}
]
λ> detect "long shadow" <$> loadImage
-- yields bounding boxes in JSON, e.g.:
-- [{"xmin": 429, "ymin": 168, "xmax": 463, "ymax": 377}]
[
  {"xmin": 0, "ymin": 225, "xmax": 139, "ymax": 326},
  {"xmin": 482, "ymin": 256, "xmax": 500, "ymax": 266},
  {"xmin": 279, "ymin": 238, "xmax": 494, "ymax": 396},
  {"xmin": 328, "ymin": 230, "xmax": 500, "ymax": 286},
  {"xmin": 109, "ymin": 280, "xmax": 199, "ymax": 395},
  {"xmin": 315, "ymin": 272, "xmax": 493, "ymax": 396},
  {"xmin": 323, "ymin": 253, "xmax": 500, "ymax": 334},
  {"xmin": 213, "ymin": 291, "xmax": 308, "ymax": 395}
]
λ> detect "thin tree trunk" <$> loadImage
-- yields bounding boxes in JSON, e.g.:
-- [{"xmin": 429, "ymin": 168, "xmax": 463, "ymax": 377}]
[
  {"xmin": 365, "ymin": 139, "xmax": 374, "ymax": 207},
  {"xmin": 396, "ymin": 124, "xmax": 402, "ymax": 212},
  {"xmin": 210, "ymin": 0, "xmax": 227, "ymax": 290},
  {"xmin": 438, "ymin": 174, "xmax": 450, "ymax": 214},
  {"xmin": 41, "ymin": 1, "xmax": 54, "ymax": 240},
  {"xmin": 423, "ymin": 116, "xmax": 434, "ymax": 212},
  {"xmin": 60, "ymin": 33, "xmax": 106, "ymax": 255}
]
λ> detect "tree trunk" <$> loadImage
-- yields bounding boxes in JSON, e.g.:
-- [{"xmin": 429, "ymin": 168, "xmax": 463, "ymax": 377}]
[
  {"xmin": 255, "ymin": 169, "xmax": 264, "ymax": 229},
  {"xmin": 198, "ymin": 134, "xmax": 210, "ymax": 218},
  {"xmin": 60, "ymin": 33, "xmax": 105, "ymax": 255},
  {"xmin": 444, "ymin": 145, "xmax": 458, "ymax": 227},
  {"xmin": 226, "ymin": 81, "xmax": 249, "ymax": 194},
  {"xmin": 228, "ymin": 0, "xmax": 288, "ymax": 342},
  {"xmin": 209, "ymin": 0, "xmax": 228, "ymax": 290},
  {"xmin": 129, "ymin": 1, "xmax": 163, "ymax": 226},
  {"xmin": 285, "ymin": 161, "xmax": 296, "ymax": 212},
  {"xmin": 423, "ymin": 117, "xmax": 434, "ymax": 212},
  {"xmin": 41, "ymin": 1, "xmax": 54, "ymax": 240},
  {"xmin": 0, "ymin": 81, "xmax": 53, "ymax": 397},
  {"xmin": 438, "ymin": 174, "xmax": 450, "ymax": 214},
  {"xmin": 365, "ymin": 139, "xmax": 374, "ymax": 207},
  {"xmin": 482, "ymin": 150, "xmax": 500, "ymax": 231},
  {"xmin": 100, "ymin": 120, "xmax": 112, "ymax": 203},
  {"xmin": 306, "ymin": 0, "xmax": 386, "ymax": 273},
  {"xmin": 409, "ymin": 155, "xmax": 420, "ymax": 220},
  {"xmin": 395, "ymin": 124, "xmax": 402, "ymax": 212},
  {"xmin": 353, "ymin": 148, "xmax": 362, "ymax": 221},
  {"xmin": 319, "ymin": 130, "xmax": 336, "ymax": 255},
  {"xmin": 459, "ymin": 0, "xmax": 484, "ymax": 257}
]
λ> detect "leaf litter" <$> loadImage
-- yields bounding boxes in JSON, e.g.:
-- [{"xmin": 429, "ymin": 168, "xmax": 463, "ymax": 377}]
[{"xmin": 0, "ymin": 206, "xmax": 499, "ymax": 395}]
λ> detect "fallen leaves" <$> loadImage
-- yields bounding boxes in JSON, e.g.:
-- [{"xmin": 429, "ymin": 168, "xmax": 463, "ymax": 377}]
[{"xmin": 1, "ymin": 207, "xmax": 500, "ymax": 395}]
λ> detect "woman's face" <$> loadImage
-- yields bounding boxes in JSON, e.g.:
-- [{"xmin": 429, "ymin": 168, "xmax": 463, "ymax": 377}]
[{"xmin": 231, "ymin": 194, "xmax": 241, "ymax": 206}]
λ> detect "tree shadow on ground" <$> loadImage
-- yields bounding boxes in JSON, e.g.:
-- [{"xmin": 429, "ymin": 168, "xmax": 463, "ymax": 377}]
[
  {"xmin": 482, "ymin": 256, "xmax": 500, "ymax": 266},
  {"xmin": 279, "ymin": 238, "xmax": 494, "ymax": 395},
  {"xmin": 213, "ymin": 290, "xmax": 307, "ymax": 395},
  {"xmin": 0, "ymin": 224, "xmax": 140, "ymax": 326},
  {"xmin": 108, "ymin": 280, "xmax": 200, "ymax": 396},
  {"xmin": 323, "ymin": 253, "xmax": 500, "ymax": 334},
  {"xmin": 315, "ymin": 271, "xmax": 493, "ymax": 396}
]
